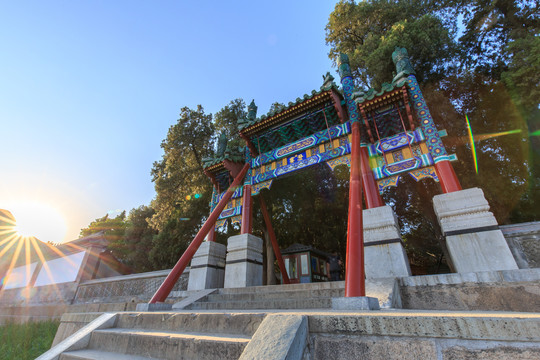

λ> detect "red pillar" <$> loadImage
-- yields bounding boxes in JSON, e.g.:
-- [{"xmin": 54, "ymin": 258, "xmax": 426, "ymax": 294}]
[
  {"xmin": 241, "ymin": 185, "xmax": 253, "ymax": 234},
  {"xmin": 360, "ymin": 146, "xmax": 383, "ymax": 209},
  {"xmin": 345, "ymin": 121, "xmax": 365, "ymax": 297},
  {"xmin": 259, "ymin": 196, "xmax": 291, "ymax": 284},
  {"xmin": 149, "ymin": 163, "xmax": 250, "ymax": 304},
  {"xmin": 435, "ymin": 160, "xmax": 462, "ymax": 193},
  {"xmin": 206, "ymin": 226, "xmax": 216, "ymax": 242}
]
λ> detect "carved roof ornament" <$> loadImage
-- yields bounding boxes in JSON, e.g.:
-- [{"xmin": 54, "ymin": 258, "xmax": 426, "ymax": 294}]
[
  {"xmin": 392, "ymin": 46, "xmax": 416, "ymax": 83},
  {"xmin": 321, "ymin": 72, "xmax": 335, "ymax": 90},
  {"xmin": 247, "ymin": 100, "xmax": 258, "ymax": 122},
  {"xmin": 337, "ymin": 53, "xmax": 352, "ymax": 79},
  {"xmin": 216, "ymin": 132, "xmax": 228, "ymax": 157}
]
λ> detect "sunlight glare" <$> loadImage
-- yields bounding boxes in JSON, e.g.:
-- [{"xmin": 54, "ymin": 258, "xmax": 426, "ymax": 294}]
[{"xmin": 10, "ymin": 202, "xmax": 67, "ymax": 244}]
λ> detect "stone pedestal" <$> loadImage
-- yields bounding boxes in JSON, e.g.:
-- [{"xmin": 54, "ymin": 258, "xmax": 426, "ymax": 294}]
[
  {"xmin": 363, "ymin": 206, "xmax": 412, "ymax": 278},
  {"xmin": 433, "ymin": 187, "xmax": 518, "ymax": 273},
  {"xmin": 224, "ymin": 234, "xmax": 263, "ymax": 288},
  {"xmin": 187, "ymin": 241, "xmax": 226, "ymax": 291}
]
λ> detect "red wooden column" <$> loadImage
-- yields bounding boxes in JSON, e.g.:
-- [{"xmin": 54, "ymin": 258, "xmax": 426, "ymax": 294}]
[
  {"xmin": 259, "ymin": 196, "xmax": 291, "ymax": 284},
  {"xmin": 149, "ymin": 163, "xmax": 250, "ymax": 304},
  {"xmin": 435, "ymin": 161, "xmax": 462, "ymax": 193},
  {"xmin": 345, "ymin": 121, "xmax": 366, "ymax": 297},
  {"xmin": 360, "ymin": 146, "xmax": 383, "ymax": 209},
  {"xmin": 241, "ymin": 185, "xmax": 253, "ymax": 234}
]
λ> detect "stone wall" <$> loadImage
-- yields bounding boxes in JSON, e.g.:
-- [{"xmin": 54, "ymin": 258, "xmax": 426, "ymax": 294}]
[
  {"xmin": 395, "ymin": 268, "xmax": 540, "ymax": 312},
  {"xmin": 74, "ymin": 268, "xmax": 189, "ymax": 304},
  {"xmin": 501, "ymin": 222, "xmax": 540, "ymax": 269}
]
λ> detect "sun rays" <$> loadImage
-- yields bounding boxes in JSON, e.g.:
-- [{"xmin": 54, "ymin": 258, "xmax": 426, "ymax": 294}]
[{"xmin": 0, "ymin": 210, "xmax": 86, "ymax": 300}]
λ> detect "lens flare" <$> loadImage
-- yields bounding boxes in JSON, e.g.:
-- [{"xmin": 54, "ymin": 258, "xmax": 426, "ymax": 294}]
[
  {"xmin": 465, "ymin": 114, "xmax": 478, "ymax": 174},
  {"xmin": 473, "ymin": 129, "xmax": 522, "ymax": 141},
  {"xmin": 530, "ymin": 129, "xmax": 540, "ymax": 137}
]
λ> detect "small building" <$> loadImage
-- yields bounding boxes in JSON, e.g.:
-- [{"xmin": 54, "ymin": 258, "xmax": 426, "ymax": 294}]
[{"xmin": 281, "ymin": 243, "xmax": 332, "ymax": 283}]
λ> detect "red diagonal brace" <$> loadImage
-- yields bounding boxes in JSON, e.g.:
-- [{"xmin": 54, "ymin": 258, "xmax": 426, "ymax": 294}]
[
  {"xmin": 259, "ymin": 195, "xmax": 290, "ymax": 284},
  {"xmin": 149, "ymin": 163, "xmax": 251, "ymax": 304}
]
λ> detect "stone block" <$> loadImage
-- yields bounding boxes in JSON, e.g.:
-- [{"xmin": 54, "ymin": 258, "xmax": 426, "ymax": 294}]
[
  {"xmin": 312, "ymin": 336, "xmax": 437, "ymax": 360},
  {"xmin": 446, "ymin": 231, "xmax": 518, "ymax": 273},
  {"xmin": 331, "ymin": 296, "xmax": 380, "ymax": 310},
  {"xmin": 433, "ymin": 188, "xmax": 518, "ymax": 272},
  {"xmin": 224, "ymin": 234, "xmax": 263, "ymax": 288},
  {"xmin": 240, "ymin": 315, "xmax": 307, "ymax": 360},
  {"xmin": 443, "ymin": 346, "xmax": 540, "ymax": 360},
  {"xmin": 187, "ymin": 241, "xmax": 226, "ymax": 291},
  {"xmin": 363, "ymin": 206, "xmax": 411, "ymax": 277},
  {"xmin": 433, "ymin": 187, "xmax": 497, "ymax": 234}
]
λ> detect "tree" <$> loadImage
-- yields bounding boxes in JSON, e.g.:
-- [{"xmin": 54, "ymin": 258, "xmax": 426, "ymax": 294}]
[
  {"xmin": 214, "ymin": 99, "xmax": 247, "ymax": 143},
  {"xmin": 150, "ymin": 105, "xmax": 215, "ymax": 231},
  {"xmin": 79, "ymin": 211, "xmax": 128, "ymax": 262},
  {"xmin": 325, "ymin": 0, "xmax": 539, "ymax": 272},
  {"xmin": 326, "ymin": 0, "xmax": 457, "ymax": 88},
  {"xmin": 123, "ymin": 206, "xmax": 158, "ymax": 273}
]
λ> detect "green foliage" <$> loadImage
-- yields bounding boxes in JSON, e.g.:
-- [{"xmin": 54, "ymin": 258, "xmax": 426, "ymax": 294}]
[
  {"xmin": 79, "ymin": 211, "xmax": 128, "ymax": 262},
  {"xmin": 150, "ymin": 105, "xmax": 215, "ymax": 231},
  {"xmin": 0, "ymin": 320, "xmax": 60, "ymax": 360},
  {"xmin": 124, "ymin": 205, "xmax": 158, "ymax": 272},
  {"xmin": 214, "ymin": 98, "xmax": 247, "ymax": 147},
  {"xmin": 326, "ymin": 0, "xmax": 539, "ymax": 270},
  {"xmin": 326, "ymin": 0, "xmax": 457, "ymax": 88}
]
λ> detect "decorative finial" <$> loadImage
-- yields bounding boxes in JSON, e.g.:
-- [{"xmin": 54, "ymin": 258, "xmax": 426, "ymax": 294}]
[
  {"xmin": 247, "ymin": 100, "xmax": 257, "ymax": 121},
  {"xmin": 217, "ymin": 132, "xmax": 228, "ymax": 157},
  {"xmin": 337, "ymin": 53, "xmax": 352, "ymax": 79},
  {"xmin": 392, "ymin": 47, "xmax": 416, "ymax": 83}
]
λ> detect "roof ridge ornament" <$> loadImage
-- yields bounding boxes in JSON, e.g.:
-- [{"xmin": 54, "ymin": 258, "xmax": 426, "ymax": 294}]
[
  {"xmin": 321, "ymin": 72, "xmax": 335, "ymax": 90},
  {"xmin": 392, "ymin": 46, "xmax": 416, "ymax": 83},
  {"xmin": 247, "ymin": 100, "xmax": 257, "ymax": 121}
]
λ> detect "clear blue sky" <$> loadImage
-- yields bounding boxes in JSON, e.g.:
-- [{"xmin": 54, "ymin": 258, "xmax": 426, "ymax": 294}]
[{"xmin": 0, "ymin": 1, "xmax": 340, "ymax": 243}]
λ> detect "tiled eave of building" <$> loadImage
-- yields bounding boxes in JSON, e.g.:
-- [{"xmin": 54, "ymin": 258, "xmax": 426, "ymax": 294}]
[{"xmin": 239, "ymin": 86, "xmax": 343, "ymax": 139}]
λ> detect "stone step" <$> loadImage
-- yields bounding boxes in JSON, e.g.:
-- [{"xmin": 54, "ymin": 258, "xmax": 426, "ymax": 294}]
[
  {"xmin": 188, "ymin": 297, "xmax": 333, "ymax": 310},
  {"xmin": 206, "ymin": 288, "xmax": 344, "ymax": 302},
  {"xmin": 87, "ymin": 328, "xmax": 250, "ymax": 360},
  {"xmin": 60, "ymin": 349, "xmax": 156, "ymax": 360},
  {"xmin": 215, "ymin": 281, "xmax": 345, "ymax": 295},
  {"xmin": 115, "ymin": 311, "xmax": 265, "ymax": 336}
]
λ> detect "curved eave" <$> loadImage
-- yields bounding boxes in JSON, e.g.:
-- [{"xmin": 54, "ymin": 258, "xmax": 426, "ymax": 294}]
[
  {"xmin": 239, "ymin": 87, "xmax": 341, "ymax": 138},
  {"xmin": 355, "ymin": 79, "xmax": 409, "ymax": 112}
]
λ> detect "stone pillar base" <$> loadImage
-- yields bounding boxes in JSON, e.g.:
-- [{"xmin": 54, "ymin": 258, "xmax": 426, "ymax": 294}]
[
  {"xmin": 363, "ymin": 205, "xmax": 411, "ymax": 278},
  {"xmin": 433, "ymin": 187, "xmax": 518, "ymax": 273},
  {"xmin": 224, "ymin": 234, "xmax": 263, "ymax": 288},
  {"xmin": 187, "ymin": 241, "xmax": 226, "ymax": 291}
]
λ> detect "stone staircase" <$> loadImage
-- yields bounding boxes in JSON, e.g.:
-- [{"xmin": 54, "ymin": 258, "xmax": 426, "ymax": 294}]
[
  {"xmin": 184, "ymin": 281, "xmax": 345, "ymax": 310},
  {"xmin": 57, "ymin": 312, "xmax": 265, "ymax": 360}
]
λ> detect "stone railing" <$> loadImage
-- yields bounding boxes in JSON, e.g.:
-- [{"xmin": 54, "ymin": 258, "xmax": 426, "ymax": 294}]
[
  {"xmin": 501, "ymin": 221, "xmax": 540, "ymax": 269},
  {"xmin": 73, "ymin": 268, "xmax": 190, "ymax": 304}
]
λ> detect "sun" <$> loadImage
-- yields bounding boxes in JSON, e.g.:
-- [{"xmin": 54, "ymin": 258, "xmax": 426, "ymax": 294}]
[{"xmin": 10, "ymin": 202, "xmax": 67, "ymax": 244}]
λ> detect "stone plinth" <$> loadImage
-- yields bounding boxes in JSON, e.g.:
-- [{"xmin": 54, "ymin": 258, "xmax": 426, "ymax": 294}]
[
  {"xmin": 224, "ymin": 234, "xmax": 263, "ymax": 288},
  {"xmin": 187, "ymin": 241, "xmax": 226, "ymax": 291},
  {"xmin": 363, "ymin": 206, "xmax": 411, "ymax": 278},
  {"xmin": 332, "ymin": 296, "xmax": 380, "ymax": 310},
  {"xmin": 433, "ymin": 187, "xmax": 518, "ymax": 273}
]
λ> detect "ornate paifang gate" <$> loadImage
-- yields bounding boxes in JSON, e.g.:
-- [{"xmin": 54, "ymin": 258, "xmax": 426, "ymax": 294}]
[{"xmin": 150, "ymin": 47, "xmax": 462, "ymax": 303}]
